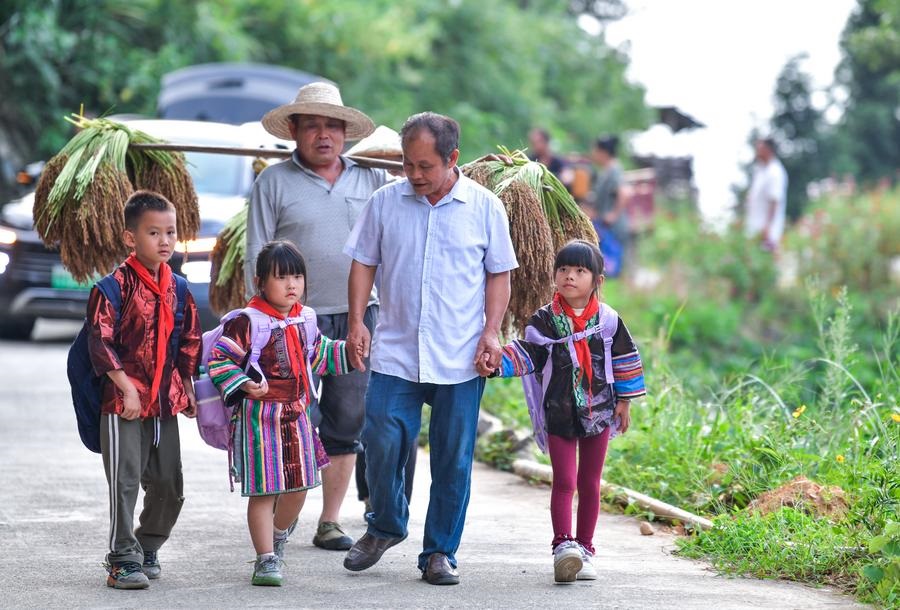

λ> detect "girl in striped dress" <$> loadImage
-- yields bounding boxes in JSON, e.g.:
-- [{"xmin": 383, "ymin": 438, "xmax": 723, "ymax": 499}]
[
  {"xmin": 478, "ymin": 240, "xmax": 645, "ymax": 584},
  {"xmin": 208, "ymin": 240, "xmax": 360, "ymax": 586}
]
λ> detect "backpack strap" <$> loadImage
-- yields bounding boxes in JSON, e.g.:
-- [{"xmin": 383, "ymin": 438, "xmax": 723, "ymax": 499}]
[
  {"xmin": 169, "ymin": 274, "xmax": 189, "ymax": 361},
  {"xmin": 596, "ymin": 303, "xmax": 619, "ymax": 385},
  {"xmin": 95, "ymin": 274, "xmax": 122, "ymax": 322},
  {"xmin": 239, "ymin": 308, "xmax": 307, "ymax": 386}
]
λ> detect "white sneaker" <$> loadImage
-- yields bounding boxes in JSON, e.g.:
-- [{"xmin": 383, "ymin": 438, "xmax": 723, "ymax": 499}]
[
  {"xmin": 576, "ymin": 546, "xmax": 597, "ymax": 580},
  {"xmin": 553, "ymin": 540, "xmax": 583, "ymax": 583}
]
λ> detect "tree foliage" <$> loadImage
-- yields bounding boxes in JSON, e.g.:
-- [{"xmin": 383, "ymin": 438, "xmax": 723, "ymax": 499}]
[
  {"xmin": 760, "ymin": 0, "xmax": 899, "ymax": 217},
  {"xmin": 0, "ymin": 0, "xmax": 649, "ymax": 186}
]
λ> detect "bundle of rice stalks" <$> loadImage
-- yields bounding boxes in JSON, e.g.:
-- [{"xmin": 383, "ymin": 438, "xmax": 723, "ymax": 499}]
[
  {"xmin": 209, "ymin": 201, "xmax": 249, "ymax": 315},
  {"xmin": 462, "ymin": 148, "xmax": 597, "ymax": 334},
  {"xmin": 127, "ymin": 131, "xmax": 199, "ymax": 240},
  {"xmin": 492, "ymin": 180, "xmax": 555, "ymax": 334},
  {"xmin": 32, "ymin": 114, "xmax": 199, "ymax": 282}
]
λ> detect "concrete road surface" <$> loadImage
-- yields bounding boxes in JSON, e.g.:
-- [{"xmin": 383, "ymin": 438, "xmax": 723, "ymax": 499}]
[{"xmin": 0, "ymin": 321, "xmax": 865, "ymax": 608}]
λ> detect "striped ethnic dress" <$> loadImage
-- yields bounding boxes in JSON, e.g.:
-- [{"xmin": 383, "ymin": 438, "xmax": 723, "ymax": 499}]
[{"xmin": 209, "ymin": 315, "xmax": 351, "ymax": 496}]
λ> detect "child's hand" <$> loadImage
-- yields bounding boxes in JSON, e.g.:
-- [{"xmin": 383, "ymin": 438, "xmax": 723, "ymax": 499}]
[
  {"xmin": 613, "ymin": 400, "xmax": 631, "ymax": 434},
  {"xmin": 181, "ymin": 375, "xmax": 197, "ymax": 418},
  {"xmin": 475, "ymin": 355, "xmax": 495, "ymax": 377},
  {"xmin": 241, "ymin": 379, "xmax": 268, "ymax": 399},
  {"xmin": 121, "ymin": 385, "xmax": 141, "ymax": 421},
  {"xmin": 347, "ymin": 342, "xmax": 367, "ymax": 373}
]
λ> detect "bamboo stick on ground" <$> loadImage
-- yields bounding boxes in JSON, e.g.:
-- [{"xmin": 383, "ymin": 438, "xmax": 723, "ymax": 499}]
[{"xmin": 511, "ymin": 458, "xmax": 714, "ymax": 531}]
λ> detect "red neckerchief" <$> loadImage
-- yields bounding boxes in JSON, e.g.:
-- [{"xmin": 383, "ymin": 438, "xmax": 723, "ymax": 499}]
[
  {"xmin": 555, "ymin": 292, "xmax": 600, "ymax": 390},
  {"xmin": 125, "ymin": 254, "xmax": 173, "ymax": 406},
  {"xmin": 247, "ymin": 296, "xmax": 310, "ymax": 401}
]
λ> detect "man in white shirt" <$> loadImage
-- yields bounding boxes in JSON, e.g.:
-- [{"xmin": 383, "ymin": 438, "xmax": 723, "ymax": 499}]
[
  {"xmin": 744, "ymin": 138, "xmax": 788, "ymax": 251},
  {"xmin": 342, "ymin": 112, "xmax": 518, "ymax": 585}
]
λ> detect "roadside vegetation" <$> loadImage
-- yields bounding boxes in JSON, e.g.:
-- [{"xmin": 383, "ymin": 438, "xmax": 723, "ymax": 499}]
[{"xmin": 481, "ymin": 188, "xmax": 900, "ymax": 607}]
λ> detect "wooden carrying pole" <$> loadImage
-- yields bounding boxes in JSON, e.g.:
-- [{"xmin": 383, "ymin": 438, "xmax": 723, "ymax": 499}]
[{"xmin": 128, "ymin": 142, "xmax": 403, "ymax": 171}]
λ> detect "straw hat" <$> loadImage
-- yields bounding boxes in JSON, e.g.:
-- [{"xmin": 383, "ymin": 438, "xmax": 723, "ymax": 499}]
[{"xmin": 261, "ymin": 82, "xmax": 375, "ymax": 142}]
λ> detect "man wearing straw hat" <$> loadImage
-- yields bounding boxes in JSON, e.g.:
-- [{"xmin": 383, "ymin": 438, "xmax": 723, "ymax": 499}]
[{"xmin": 246, "ymin": 82, "xmax": 386, "ymax": 554}]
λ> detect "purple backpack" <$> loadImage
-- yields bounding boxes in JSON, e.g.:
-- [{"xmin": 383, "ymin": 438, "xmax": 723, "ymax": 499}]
[
  {"xmin": 194, "ymin": 306, "xmax": 319, "ymax": 452},
  {"xmin": 521, "ymin": 303, "xmax": 619, "ymax": 453}
]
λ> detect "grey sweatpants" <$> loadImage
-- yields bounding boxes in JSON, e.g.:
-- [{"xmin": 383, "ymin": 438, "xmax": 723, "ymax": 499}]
[{"xmin": 100, "ymin": 413, "xmax": 184, "ymax": 565}]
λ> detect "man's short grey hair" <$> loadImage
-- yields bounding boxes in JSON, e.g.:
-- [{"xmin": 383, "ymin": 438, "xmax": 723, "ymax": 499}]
[{"xmin": 400, "ymin": 112, "xmax": 460, "ymax": 163}]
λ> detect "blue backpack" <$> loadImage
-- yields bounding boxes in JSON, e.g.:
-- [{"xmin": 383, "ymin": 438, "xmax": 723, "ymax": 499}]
[{"xmin": 67, "ymin": 273, "xmax": 189, "ymax": 453}]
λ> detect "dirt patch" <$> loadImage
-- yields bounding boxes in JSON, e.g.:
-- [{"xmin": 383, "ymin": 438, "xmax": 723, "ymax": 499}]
[{"xmin": 747, "ymin": 476, "xmax": 849, "ymax": 520}]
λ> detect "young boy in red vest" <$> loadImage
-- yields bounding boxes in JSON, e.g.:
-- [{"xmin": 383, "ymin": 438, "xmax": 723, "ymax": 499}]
[{"xmin": 87, "ymin": 190, "xmax": 201, "ymax": 589}]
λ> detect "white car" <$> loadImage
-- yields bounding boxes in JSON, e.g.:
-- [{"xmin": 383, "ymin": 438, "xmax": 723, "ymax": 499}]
[{"xmin": 0, "ymin": 118, "xmax": 283, "ymax": 338}]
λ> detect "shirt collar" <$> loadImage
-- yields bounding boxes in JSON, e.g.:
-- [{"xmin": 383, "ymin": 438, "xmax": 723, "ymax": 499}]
[{"xmin": 401, "ymin": 167, "xmax": 470, "ymax": 206}]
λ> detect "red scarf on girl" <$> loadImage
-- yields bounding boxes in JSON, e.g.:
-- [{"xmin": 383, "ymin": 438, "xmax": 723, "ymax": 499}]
[
  {"xmin": 125, "ymin": 254, "xmax": 173, "ymax": 406},
  {"xmin": 556, "ymin": 292, "xmax": 600, "ymax": 390},
  {"xmin": 247, "ymin": 296, "xmax": 311, "ymax": 401}
]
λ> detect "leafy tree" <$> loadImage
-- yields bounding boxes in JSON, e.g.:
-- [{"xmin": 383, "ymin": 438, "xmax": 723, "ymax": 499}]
[
  {"xmin": 0, "ymin": 0, "xmax": 649, "ymax": 195},
  {"xmin": 832, "ymin": 0, "xmax": 900, "ymax": 184}
]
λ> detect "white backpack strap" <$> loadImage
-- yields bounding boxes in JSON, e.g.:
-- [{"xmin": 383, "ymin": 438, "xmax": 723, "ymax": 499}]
[
  {"xmin": 596, "ymin": 304, "xmax": 618, "ymax": 385},
  {"xmin": 241, "ymin": 308, "xmax": 275, "ymax": 386}
]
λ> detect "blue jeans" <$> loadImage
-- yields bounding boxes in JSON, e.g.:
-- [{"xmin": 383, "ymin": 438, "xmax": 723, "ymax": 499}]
[{"xmin": 362, "ymin": 372, "xmax": 484, "ymax": 570}]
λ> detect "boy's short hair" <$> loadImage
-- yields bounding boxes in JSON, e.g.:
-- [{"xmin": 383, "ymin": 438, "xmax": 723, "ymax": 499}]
[
  {"xmin": 123, "ymin": 190, "xmax": 176, "ymax": 231},
  {"xmin": 554, "ymin": 239, "xmax": 605, "ymax": 278}
]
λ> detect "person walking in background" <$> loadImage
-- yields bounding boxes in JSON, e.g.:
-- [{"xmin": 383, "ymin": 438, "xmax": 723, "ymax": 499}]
[
  {"xmin": 528, "ymin": 127, "xmax": 574, "ymax": 189},
  {"xmin": 587, "ymin": 135, "xmax": 629, "ymax": 277},
  {"xmin": 87, "ymin": 191, "xmax": 201, "ymax": 589},
  {"xmin": 342, "ymin": 112, "xmax": 517, "ymax": 585},
  {"xmin": 478, "ymin": 239, "xmax": 645, "ymax": 584},
  {"xmin": 246, "ymin": 82, "xmax": 387, "ymax": 552},
  {"xmin": 744, "ymin": 137, "xmax": 788, "ymax": 252},
  {"xmin": 209, "ymin": 240, "xmax": 363, "ymax": 586}
]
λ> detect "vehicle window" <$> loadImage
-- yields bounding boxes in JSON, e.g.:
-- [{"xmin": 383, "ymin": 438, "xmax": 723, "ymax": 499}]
[{"xmin": 185, "ymin": 152, "xmax": 245, "ymax": 196}]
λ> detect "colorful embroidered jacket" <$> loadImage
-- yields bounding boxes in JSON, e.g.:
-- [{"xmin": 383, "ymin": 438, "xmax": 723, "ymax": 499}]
[
  {"xmin": 207, "ymin": 313, "xmax": 351, "ymax": 412},
  {"xmin": 87, "ymin": 262, "xmax": 202, "ymax": 419},
  {"xmin": 496, "ymin": 301, "xmax": 645, "ymax": 438}
]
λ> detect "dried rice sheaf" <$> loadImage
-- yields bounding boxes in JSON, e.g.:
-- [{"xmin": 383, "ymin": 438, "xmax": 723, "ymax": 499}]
[
  {"xmin": 495, "ymin": 180, "xmax": 555, "ymax": 335},
  {"xmin": 209, "ymin": 237, "xmax": 247, "ymax": 315}
]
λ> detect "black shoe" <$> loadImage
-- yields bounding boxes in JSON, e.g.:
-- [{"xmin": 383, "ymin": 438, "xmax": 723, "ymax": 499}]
[
  {"xmin": 343, "ymin": 532, "xmax": 407, "ymax": 572},
  {"xmin": 421, "ymin": 553, "xmax": 460, "ymax": 585},
  {"xmin": 141, "ymin": 550, "xmax": 161, "ymax": 580}
]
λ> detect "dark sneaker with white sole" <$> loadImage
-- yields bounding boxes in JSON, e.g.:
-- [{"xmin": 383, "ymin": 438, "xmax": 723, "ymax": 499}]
[
  {"xmin": 106, "ymin": 561, "xmax": 150, "ymax": 589},
  {"xmin": 142, "ymin": 550, "xmax": 161, "ymax": 580}
]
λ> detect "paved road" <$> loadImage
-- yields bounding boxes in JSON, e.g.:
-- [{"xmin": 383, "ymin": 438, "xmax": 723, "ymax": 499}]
[{"xmin": 0, "ymin": 321, "xmax": 865, "ymax": 608}]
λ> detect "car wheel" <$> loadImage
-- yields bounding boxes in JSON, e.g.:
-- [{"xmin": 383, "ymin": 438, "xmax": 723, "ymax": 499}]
[{"xmin": 0, "ymin": 316, "xmax": 36, "ymax": 340}]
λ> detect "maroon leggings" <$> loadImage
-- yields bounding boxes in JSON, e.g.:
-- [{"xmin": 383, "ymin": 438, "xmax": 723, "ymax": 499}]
[{"xmin": 548, "ymin": 427, "xmax": 611, "ymax": 554}]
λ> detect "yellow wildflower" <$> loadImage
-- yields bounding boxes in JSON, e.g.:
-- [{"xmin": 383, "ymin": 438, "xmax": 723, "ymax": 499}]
[
  {"xmin": 792, "ymin": 405, "xmax": 807, "ymax": 418},
  {"xmin": 891, "ymin": 413, "xmax": 900, "ymax": 423},
  {"xmin": 836, "ymin": 455, "xmax": 845, "ymax": 463}
]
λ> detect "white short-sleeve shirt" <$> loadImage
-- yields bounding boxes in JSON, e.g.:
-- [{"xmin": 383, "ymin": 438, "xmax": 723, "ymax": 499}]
[
  {"xmin": 344, "ymin": 171, "xmax": 518, "ymax": 384},
  {"xmin": 745, "ymin": 158, "xmax": 788, "ymax": 242}
]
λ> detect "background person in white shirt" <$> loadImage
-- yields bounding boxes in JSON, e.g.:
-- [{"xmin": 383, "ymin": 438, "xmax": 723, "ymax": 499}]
[{"xmin": 744, "ymin": 138, "xmax": 789, "ymax": 251}]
